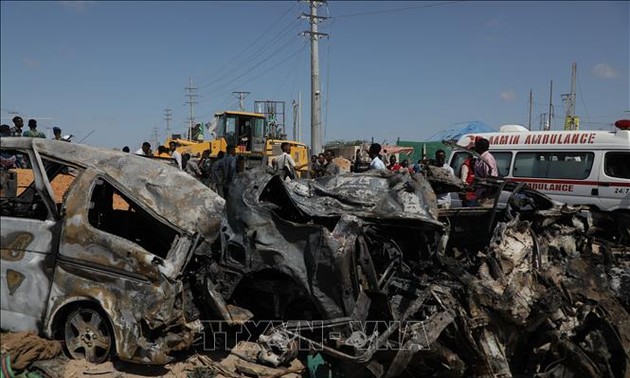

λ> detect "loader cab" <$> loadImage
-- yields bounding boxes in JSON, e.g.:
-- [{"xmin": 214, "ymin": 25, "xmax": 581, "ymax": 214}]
[{"xmin": 214, "ymin": 111, "xmax": 266, "ymax": 154}]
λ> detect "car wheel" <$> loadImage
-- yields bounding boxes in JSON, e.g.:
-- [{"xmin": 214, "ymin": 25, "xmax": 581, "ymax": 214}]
[{"xmin": 64, "ymin": 307, "xmax": 113, "ymax": 363}]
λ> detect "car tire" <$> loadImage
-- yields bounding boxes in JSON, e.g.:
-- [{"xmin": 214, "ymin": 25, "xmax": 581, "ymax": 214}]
[{"xmin": 63, "ymin": 307, "xmax": 113, "ymax": 364}]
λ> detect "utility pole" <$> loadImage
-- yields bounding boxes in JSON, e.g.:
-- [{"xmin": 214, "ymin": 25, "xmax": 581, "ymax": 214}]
[
  {"xmin": 562, "ymin": 62, "xmax": 578, "ymax": 130},
  {"xmin": 232, "ymin": 91, "xmax": 250, "ymax": 112},
  {"xmin": 528, "ymin": 89, "xmax": 533, "ymax": 131},
  {"xmin": 298, "ymin": 90, "xmax": 302, "ymax": 142},
  {"xmin": 546, "ymin": 80, "xmax": 553, "ymax": 131},
  {"xmin": 291, "ymin": 91, "xmax": 303, "ymax": 142},
  {"xmin": 185, "ymin": 77, "xmax": 198, "ymax": 140},
  {"xmin": 302, "ymin": 1, "xmax": 328, "ymax": 155},
  {"xmin": 292, "ymin": 99, "xmax": 298, "ymax": 142},
  {"xmin": 539, "ymin": 113, "xmax": 548, "ymax": 131},
  {"xmin": 164, "ymin": 108, "xmax": 172, "ymax": 138}
]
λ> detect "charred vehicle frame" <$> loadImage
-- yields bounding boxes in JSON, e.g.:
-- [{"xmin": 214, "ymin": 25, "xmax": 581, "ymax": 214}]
[{"xmin": 0, "ymin": 137, "xmax": 224, "ymax": 364}]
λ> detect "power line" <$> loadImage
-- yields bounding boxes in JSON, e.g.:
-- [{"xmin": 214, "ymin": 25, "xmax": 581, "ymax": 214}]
[
  {"xmin": 195, "ymin": 2, "xmax": 299, "ymax": 89},
  {"xmin": 334, "ymin": 1, "xmax": 461, "ymax": 18},
  {"xmin": 202, "ymin": 38, "xmax": 306, "ymax": 103},
  {"xmin": 274, "ymin": 39, "xmax": 309, "ymax": 99},
  {"xmin": 157, "ymin": 13, "xmax": 300, "ymax": 132},
  {"xmin": 166, "ymin": 4, "xmax": 309, "ymax": 132},
  {"xmin": 198, "ymin": 17, "xmax": 301, "ymax": 91},
  {"xmin": 194, "ymin": 22, "xmax": 303, "ymax": 116}
]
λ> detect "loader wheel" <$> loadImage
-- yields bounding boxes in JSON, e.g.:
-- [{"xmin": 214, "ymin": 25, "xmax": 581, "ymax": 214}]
[{"xmin": 64, "ymin": 307, "xmax": 113, "ymax": 364}]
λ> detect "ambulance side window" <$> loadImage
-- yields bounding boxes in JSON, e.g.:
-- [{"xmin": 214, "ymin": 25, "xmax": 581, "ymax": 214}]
[
  {"xmin": 493, "ymin": 152, "xmax": 513, "ymax": 177},
  {"xmin": 513, "ymin": 151, "xmax": 594, "ymax": 180},
  {"xmin": 449, "ymin": 152, "xmax": 470, "ymax": 173},
  {"xmin": 604, "ymin": 152, "xmax": 630, "ymax": 179}
]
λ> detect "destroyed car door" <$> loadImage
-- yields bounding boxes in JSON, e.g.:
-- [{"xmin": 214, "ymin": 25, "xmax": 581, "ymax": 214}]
[
  {"xmin": 0, "ymin": 147, "xmax": 60, "ymax": 332},
  {"xmin": 56, "ymin": 170, "xmax": 195, "ymax": 282}
]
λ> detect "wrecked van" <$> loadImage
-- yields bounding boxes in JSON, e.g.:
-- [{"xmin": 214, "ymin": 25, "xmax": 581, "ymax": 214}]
[{"xmin": 0, "ymin": 137, "xmax": 224, "ymax": 364}]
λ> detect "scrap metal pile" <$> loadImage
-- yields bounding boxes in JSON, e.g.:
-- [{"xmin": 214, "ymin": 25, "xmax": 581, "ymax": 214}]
[{"xmin": 191, "ymin": 166, "xmax": 630, "ymax": 377}]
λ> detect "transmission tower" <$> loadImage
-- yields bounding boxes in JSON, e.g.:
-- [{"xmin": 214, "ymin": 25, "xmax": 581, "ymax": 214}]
[
  {"xmin": 185, "ymin": 78, "xmax": 198, "ymax": 140},
  {"xmin": 561, "ymin": 63, "xmax": 578, "ymax": 130},
  {"xmin": 164, "ymin": 108, "xmax": 172, "ymax": 138}
]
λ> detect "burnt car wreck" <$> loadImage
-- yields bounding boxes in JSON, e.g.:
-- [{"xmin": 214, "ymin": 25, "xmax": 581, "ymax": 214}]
[
  {"xmin": 1, "ymin": 138, "xmax": 629, "ymax": 377},
  {"xmin": 198, "ymin": 166, "xmax": 629, "ymax": 377},
  {"xmin": 1, "ymin": 138, "xmax": 225, "ymax": 365}
]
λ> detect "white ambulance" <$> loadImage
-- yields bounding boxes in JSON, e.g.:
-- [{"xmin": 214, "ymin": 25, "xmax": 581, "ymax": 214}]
[{"xmin": 449, "ymin": 121, "xmax": 630, "ymax": 212}]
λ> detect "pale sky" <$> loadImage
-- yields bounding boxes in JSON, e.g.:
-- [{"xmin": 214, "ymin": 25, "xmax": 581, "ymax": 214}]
[{"xmin": 1, "ymin": 1, "xmax": 628, "ymax": 150}]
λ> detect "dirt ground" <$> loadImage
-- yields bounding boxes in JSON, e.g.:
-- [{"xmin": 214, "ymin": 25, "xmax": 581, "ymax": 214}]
[{"xmin": 18, "ymin": 341, "xmax": 305, "ymax": 378}]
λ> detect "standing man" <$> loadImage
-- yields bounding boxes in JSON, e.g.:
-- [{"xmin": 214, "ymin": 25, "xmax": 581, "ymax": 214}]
[
  {"xmin": 23, "ymin": 119, "xmax": 46, "ymax": 138},
  {"xmin": 10, "ymin": 116, "xmax": 24, "ymax": 136},
  {"xmin": 168, "ymin": 140, "xmax": 182, "ymax": 169},
  {"xmin": 322, "ymin": 149, "xmax": 340, "ymax": 176},
  {"xmin": 387, "ymin": 155, "xmax": 401, "ymax": 171},
  {"xmin": 52, "ymin": 127, "xmax": 63, "ymax": 140},
  {"xmin": 223, "ymin": 145, "xmax": 238, "ymax": 197},
  {"xmin": 212, "ymin": 151, "xmax": 225, "ymax": 196},
  {"xmin": 311, "ymin": 153, "xmax": 327, "ymax": 178},
  {"xmin": 198, "ymin": 149, "xmax": 213, "ymax": 187},
  {"xmin": 368, "ymin": 143, "xmax": 386, "ymax": 170},
  {"xmin": 0, "ymin": 125, "xmax": 17, "ymax": 168},
  {"xmin": 433, "ymin": 149, "xmax": 455, "ymax": 209},
  {"xmin": 273, "ymin": 142, "xmax": 306, "ymax": 180},
  {"xmin": 9, "ymin": 116, "xmax": 27, "ymax": 167},
  {"xmin": 135, "ymin": 142, "xmax": 152, "ymax": 156},
  {"xmin": 459, "ymin": 154, "xmax": 477, "ymax": 207},
  {"xmin": 473, "ymin": 137, "xmax": 498, "ymax": 206}
]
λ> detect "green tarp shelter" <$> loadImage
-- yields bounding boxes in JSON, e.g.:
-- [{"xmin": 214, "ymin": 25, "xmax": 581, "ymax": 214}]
[
  {"xmin": 396, "ymin": 140, "xmax": 451, "ymax": 164},
  {"xmin": 397, "ymin": 121, "xmax": 495, "ymax": 163}
]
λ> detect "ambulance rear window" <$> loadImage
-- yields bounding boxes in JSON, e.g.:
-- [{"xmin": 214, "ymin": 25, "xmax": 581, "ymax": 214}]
[
  {"xmin": 604, "ymin": 152, "xmax": 630, "ymax": 179},
  {"xmin": 513, "ymin": 151, "xmax": 594, "ymax": 180}
]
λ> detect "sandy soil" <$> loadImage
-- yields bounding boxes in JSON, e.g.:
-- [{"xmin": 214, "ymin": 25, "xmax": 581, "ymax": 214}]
[{"xmin": 14, "ymin": 169, "xmax": 128, "ymax": 209}]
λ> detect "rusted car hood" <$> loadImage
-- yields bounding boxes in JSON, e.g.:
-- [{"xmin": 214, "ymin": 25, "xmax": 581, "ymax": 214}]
[{"xmin": 3, "ymin": 137, "xmax": 225, "ymax": 237}]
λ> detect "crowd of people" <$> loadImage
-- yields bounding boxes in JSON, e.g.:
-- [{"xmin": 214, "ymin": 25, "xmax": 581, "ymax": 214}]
[
  {"xmin": 158, "ymin": 138, "xmax": 498, "ymax": 208},
  {"xmin": 2, "ymin": 118, "xmax": 497, "ymax": 208},
  {"xmin": 1, "ymin": 116, "xmax": 70, "ymax": 169},
  {"xmin": 309, "ymin": 148, "xmax": 343, "ymax": 178},
  {"xmin": 122, "ymin": 140, "xmax": 239, "ymax": 199},
  {"xmin": 368, "ymin": 140, "xmax": 499, "ymax": 209}
]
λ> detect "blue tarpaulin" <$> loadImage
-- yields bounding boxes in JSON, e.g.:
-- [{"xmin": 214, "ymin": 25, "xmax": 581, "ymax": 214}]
[{"xmin": 428, "ymin": 121, "xmax": 496, "ymax": 142}]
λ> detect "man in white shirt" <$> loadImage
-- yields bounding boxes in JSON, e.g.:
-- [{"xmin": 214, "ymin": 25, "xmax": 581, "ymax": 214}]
[
  {"xmin": 169, "ymin": 141, "xmax": 183, "ymax": 169},
  {"xmin": 434, "ymin": 149, "xmax": 455, "ymax": 208},
  {"xmin": 273, "ymin": 142, "xmax": 307, "ymax": 180},
  {"xmin": 368, "ymin": 143, "xmax": 386, "ymax": 170},
  {"xmin": 135, "ymin": 142, "xmax": 152, "ymax": 156}
]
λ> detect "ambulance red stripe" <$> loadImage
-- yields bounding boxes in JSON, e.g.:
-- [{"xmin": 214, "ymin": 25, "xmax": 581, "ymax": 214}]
[{"xmin": 510, "ymin": 177, "xmax": 630, "ymax": 187}]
